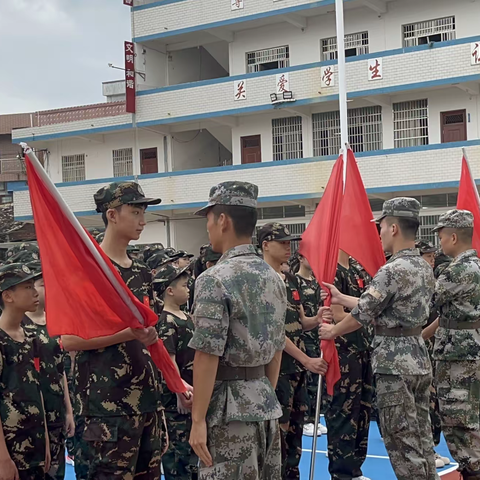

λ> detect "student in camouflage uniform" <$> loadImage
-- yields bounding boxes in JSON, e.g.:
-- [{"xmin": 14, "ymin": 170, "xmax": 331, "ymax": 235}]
[
  {"xmin": 0, "ymin": 263, "xmax": 50, "ymax": 480},
  {"xmin": 325, "ymin": 250, "xmax": 373, "ymax": 480},
  {"xmin": 260, "ymin": 222, "xmax": 329, "ymax": 480},
  {"xmin": 431, "ymin": 210, "xmax": 480, "ymax": 480},
  {"xmin": 23, "ymin": 263, "xmax": 75, "ymax": 480},
  {"xmin": 320, "ymin": 198, "xmax": 438, "ymax": 480},
  {"xmin": 153, "ymin": 264, "xmax": 197, "ymax": 480},
  {"xmin": 61, "ymin": 182, "xmax": 168, "ymax": 480},
  {"xmin": 189, "ymin": 182, "xmax": 287, "ymax": 479}
]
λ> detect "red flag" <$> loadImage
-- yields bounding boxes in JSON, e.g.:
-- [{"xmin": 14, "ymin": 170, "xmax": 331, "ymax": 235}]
[
  {"xmin": 299, "ymin": 155, "xmax": 343, "ymax": 395},
  {"xmin": 457, "ymin": 155, "xmax": 480, "ymax": 252},
  {"xmin": 340, "ymin": 149, "xmax": 386, "ymax": 277},
  {"xmin": 24, "ymin": 148, "xmax": 186, "ymax": 394}
]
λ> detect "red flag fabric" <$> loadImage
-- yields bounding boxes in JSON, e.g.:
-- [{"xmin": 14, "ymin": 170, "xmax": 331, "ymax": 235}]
[
  {"xmin": 299, "ymin": 155, "xmax": 343, "ymax": 395},
  {"xmin": 457, "ymin": 155, "xmax": 480, "ymax": 252},
  {"xmin": 24, "ymin": 152, "xmax": 186, "ymax": 394},
  {"xmin": 340, "ymin": 149, "xmax": 386, "ymax": 277}
]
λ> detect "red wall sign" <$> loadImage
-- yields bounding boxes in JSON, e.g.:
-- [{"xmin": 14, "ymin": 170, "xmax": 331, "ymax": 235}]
[{"xmin": 124, "ymin": 41, "xmax": 136, "ymax": 114}]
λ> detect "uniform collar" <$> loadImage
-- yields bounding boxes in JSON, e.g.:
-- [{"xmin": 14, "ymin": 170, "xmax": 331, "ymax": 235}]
[
  {"xmin": 218, "ymin": 244, "xmax": 257, "ymax": 263},
  {"xmin": 452, "ymin": 249, "xmax": 477, "ymax": 263},
  {"xmin": 388, "ymin": 247, "xmax": 420, "ymax": 263}
]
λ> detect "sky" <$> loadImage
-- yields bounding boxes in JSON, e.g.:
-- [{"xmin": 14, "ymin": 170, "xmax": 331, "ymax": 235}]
[{"xmin": 0, "ymin": 0, "xmax": 131, "ymax": 114}]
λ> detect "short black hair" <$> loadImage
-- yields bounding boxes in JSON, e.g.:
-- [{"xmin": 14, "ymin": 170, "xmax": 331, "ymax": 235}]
[
  {"xmin": 211, "ymin": 205, "xmax": 258, "ymax": 238},
  {"xmin": 101, "ymin": 206, "xmax": 121, "ymax": 227},
  {"xmin": 0, "ymin": 286, "xmax": 16, "ymax": 310},
  {"xmin": 444, "ymin": 227, "xmax": 474, "ymax": 244},
  {"xmin": 385, "ymin": 216, "xmax": 419, "ymax": 240}
]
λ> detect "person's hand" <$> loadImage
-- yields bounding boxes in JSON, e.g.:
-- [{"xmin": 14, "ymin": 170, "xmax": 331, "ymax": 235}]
[
  {"xmin": 319, "ymin": 322, "xmax": 337, "ymax": 341},
  {"xmin": 177, "ymin": 393, "xmax": 192, "ymax": 413},
  {"xmin": 317, "ymin": 306, "xmax": 333, "ymax": 324},
  {"xmin": 303, "ymin": 357, "xmax": 328, "ymax": 375},
  {"xmin": 190, "ymin": 419, "xmax": 213, "ymax": 467},
  {"xmin": 131, "ymin": 327, "xmax": 158, "ymax": 347},
  {"xmin": 65, "ymin": 412, "xmax": 75, "ymax": 438},
  {"xmin": 322, "ymin": 282, "xmax": 343, "ymax": 305},
  {"xmin": 0, "ymin": 457, "xmax": 19, "ymax": 480}
]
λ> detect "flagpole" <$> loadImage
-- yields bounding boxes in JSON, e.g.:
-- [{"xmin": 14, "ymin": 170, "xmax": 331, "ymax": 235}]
[
  {"xmin": 21, "ymin": 143, "xmax": 145, "ymax": 325},
  {"xmin": 335, "ymin": 0, "xmax": 348, "ymax": 189},
  {"xmin": 309, "ymin": 352, "xmax": 324, "ymax": 480}
]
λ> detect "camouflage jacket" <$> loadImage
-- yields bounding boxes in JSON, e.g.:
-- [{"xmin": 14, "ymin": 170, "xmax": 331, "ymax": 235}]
[
  {"xmin": 434, "ymin": 249, "xmax": 480, "ymax": 361},
  {"xmin": 334, "ymin": 263, "xmax": 372, "ymax": 352},
  {"xmin": 157, "ymin": 310, "xmax": 195, "ymax": 410},
  {"xmin": 23, "ymin": 317, "xmax": 66, "ymax": 427},
  {"xmin": 351, "ymin": 248, "xmax": 434, "ymax": 375},
  {"xmin": 189, "ymin": 244, "xmax": 286, "ymax": 426},
  {"xmin": 74, "ymin": 257, "xmax": 162, "ymax": 417},
  {"xmin": 0, "ymin": 329, "xmax": 46, "ymax": 470},
  {"xmin": 281, "ymin": 272, "xmax": 306, "ymax": 375},
  {"xmin": 297, "ymin": 274, "xmax": 321, "ymax": 350}
]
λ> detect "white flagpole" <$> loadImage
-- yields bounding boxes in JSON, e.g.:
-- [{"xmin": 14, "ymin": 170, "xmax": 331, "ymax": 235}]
[{"xmin": 21, "ymin": 143, "xmax": 145, "ymax": 325}]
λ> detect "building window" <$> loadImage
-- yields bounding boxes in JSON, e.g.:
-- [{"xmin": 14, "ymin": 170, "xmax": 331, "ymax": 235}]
[
  {"xmin": 112, "ymin": 148, "xmax": 133, "ymax": 177},
  {"xmin": 393, "ymin": 99, "xmax": 429, "ymax": 148},
  {"xmin": 0, "ymin": 195, "xmax": 13, "ymax": 204},
  {"xmin": 246, "ymin": 46, "xmax": 289, "ymax": 73},
  {"xmin": 321, "ymin": 32, "xmax": 369, "ymax": 61},
  {"xmin": 419, "ymin": 215, "xmax": 442, "ymax": 245},
  {"xmin": 272, "ymin": 117, "xmax": 303, "ymax": 161},
  {"xmin": 312, "ymin": 106, "xmax": 382, "ymax": 157},
  {"xmin": 403, "ymin": 16, "xmax": 455, "ymax": 48},
  {"xmin": 61, "ymin": 154, "xmax": 85, "ymax": 182},
  {"xmin": 257, "ymin": 205, "xmax": 306, "ymax": 220}
]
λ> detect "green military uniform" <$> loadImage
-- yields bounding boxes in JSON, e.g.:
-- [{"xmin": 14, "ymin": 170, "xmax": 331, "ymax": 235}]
[
  {"xmin": 432, "ymin": 210, "xmax": 480, "ymax": 480},
  {"xmin": 64, "ymin": 352, "xmax": 76, "ymax": 459},
  {"xmin": 349, "ymin": 198, "xmax": 438, "ymax": 480},
  {"xmin": 326, "ymin": 261, "xmax": 373, "ymax": 480},
  {"xmin": 73, "ymin": 182, "xmax": 165, "ymax": 480},
  {"xmin": 153, "ymin": 263, "xmax": 198, "ymax": 480},
  {"xmin": 0, "ymin": 264, "xmax": 46, "ymax": 480},
  {"xmin": 190, "ymin": 182, "xmax": 287, "ymax": 479},
  {"xmin": 258, "ymin": 222, "xmax": 307, "ymax": 480}
]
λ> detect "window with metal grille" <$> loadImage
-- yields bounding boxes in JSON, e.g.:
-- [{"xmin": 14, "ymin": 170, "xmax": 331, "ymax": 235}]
[
  {"xmin": 253, "ymin": 222, "xmax": 306, "ymax": 252},
  {"xmin": 444, "ymin": 113, "xmax": 465, "ymax": 125},
  {"xmin": 257, "ymin": 205, "xmax": 306, "ymax": 220},
  {"xmin": 393, "ymin": 99, "xmax": 429, "ymax": 148},
  {"xmin": 403, "ymin": 16, "xmax": 455, "ymax": 48},
  {"xmin": 61, "ymin": 154, "xmax": 85, "ymax": 182},
  {"xmin": 419, "ymin": 215, "xmax": 441, "ymax": 245},
  {"xmin": 272, "ymin": 117, "xmax": 303, "ymax": 161},
  {"xmin": 321, "ymin": 32, "xmax": 369, "ymax": 61},
  {"xmin": 246, "ymin": 46, "xmax": 289, "ymax": 73},
  {"xmin": 313, "ymin": 106, "xmax": 382, "ymax": 156},
  {"xmin": 112, "ymin": 148, "xmax": 133, "ymax": 177}
]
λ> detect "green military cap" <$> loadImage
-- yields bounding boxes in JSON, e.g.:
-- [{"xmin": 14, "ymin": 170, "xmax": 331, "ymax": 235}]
[
  {"xmin": 87, "ymin": 227, "xmax": 104, "ymax": 238},
  {"xmin": 257, "ymin": 222, "xmax": 301, "ymax": 246},
  {"xmin": 374, "ymin": 197, "xmax": 421, "ymax": 223},
  {"xmin": 95, "ymin": 232, "xmax": 105, "ymax": 244},
  {"xmin": 94, "ymin": 181, "xmax": 161, "ymax": 213},
  {"xmin": 204, "ymin": 245, "xmax": 222, "ymax": 263},
  {"xmin": 141, "ymin": 244, "xmax": 165, "ymax": 263},
  {"xmin": 147, "ymin": 251, "xmax": 182, "ymax": 270},
  {"xmin": 26, "ymin": 261, "xmax": 42, "ymax": 275},
  {"xmin": 152, "ymin": 264, "xmax": 190, "ymax": 294},
  {"xmin": 5, "ymin": 242, "xmax": 38, "ymax": 261},
  {"xmin": 0, "ymin": 263, "xmax": 42, "ymax": 293},
  {"xmin": 176, "ymin": 249, "xmax": 194, "ymax": 259},
  {"xmin": 432, "ymin": 209, "xmax": 474, "ymax": 232},
  {"xmin": 163, "ymin": 247, "xmax": 177, "ymax": 257},
  {"xmin": 5, "ymin": 249, "xmax": 40, "ymax": 265},
  {"xmin": 195, "ymin": 181, "xmax": 259, "ymax": 216},
  {"xmin": 127, "ymin": 245, "xmax": 140, "ymax": 253},
  {"xmin": 415, "ymin": 240, "xmax": 437, "ymax": 254}
]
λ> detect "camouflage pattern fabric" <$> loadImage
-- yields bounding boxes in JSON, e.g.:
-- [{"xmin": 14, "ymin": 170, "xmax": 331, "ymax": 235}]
[
  {"xmin": 325, "ymin": 263, "xmax": 373, "ymax": 480},
  {"xmin": 280, "ymin": 273, "xmax": 306, "ymax": 376},
  {"xmin": 200, "ymin": 419, "xmax": 281, "ymax": 479},
  {"xmin": 94, "ymin": 181, "xmax": 161, "ymax": 213},
  {"xmin": 64, "ymin": 353, "xmax": 75, "ymax": 458},
  {"xmin": 5, "ymin": 242, "xmax": 38, "ymax": 261},
  {"xmin": 257, "ymin": 223, "xmax": 302, "ymax": 245},
  {"xmin": 162, "ymin": 411, "xmax": 198, "ymax": 480},
  {"xmin": 5, "ymin": 249, "xmax": 40, "ymax": 265},
  {"xmin": 74, "ymin": 411, "xmax": 165, "ymax": 480},
  {"xmin": 141, "ymin": 244, "xmax": 165, "ymax": 263},
  {"xmin": 374, "ymin": 197, "xmax": 421, "ymax": 223},
  {"xmin": 351, "ymin": 248, "xmax": 435, "ymax": 375},
  {"xmin": 0, "ymin": 330, "xmax": 46, "ymax": 471},
  {"xmin": 46, "ymin": 425, "xmax": 66, "ymax": 480},
  {"xmin": 0, "ymin": 263, "xmax": 41, "ymax": 292},
  {"xmin": 432, "ymin": 209, "xmax": 474, "ymax": 232},
  {"xmin": 375, "ymin": 373, "xmax": 437, "ymax": 480},
  {"xmin": 18, "ymin": 467, "xmax": 46, "ymax": 480},
  {"xmin": 425, "ymin": 338, "xmax": 442, "ymax": 447},
  {"xmin": 195, "ymin": 181, "xmax": 258, "ymax": 216},
  {"xmin": 275, "ymin": 372, "xmax": 308, "ymax": 480},
  {"xmin": 190, "ymin": 244, "xmax": 286, "ymax": 427}
]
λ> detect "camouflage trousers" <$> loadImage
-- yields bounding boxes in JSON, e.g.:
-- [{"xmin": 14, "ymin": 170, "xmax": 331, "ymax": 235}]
[
  {"xmin": 74, "ymin": 410, "xmax": 166, "ymax": 480},
  {"xmin": 325, "ymin": 349, "xmax": 373, "ymax": 480},
  {"xmin": 425, "ymin": 339, "xmax": 442, "ymax": 447},
  {"xmin": 276, "ymin": 372, "xmax": 308, "ymax": 480},
  {"xmin": 376, "ymin": 373, "xmax": 438, "ymax": 480},
  {"xmin": 303, "ymin": 331, "xmax": 321, "ymax": 423},
  {"xmin": 162, "ymin": 410, "xmax": 198, "ymax": 480},
  {"xmin": 18, "ymin": 467, "xmax": 45, "ymax": 480},
  {"xmin": 436, "ymin": 360, "xmax": 480, "ymax": 476},
  {"xmin": 46, "ymin": 424, "xmax": 65, "ymax": 480},
  {"xmin": 199, "ymin": 419, "xmax": 281, "ymax": 479}
]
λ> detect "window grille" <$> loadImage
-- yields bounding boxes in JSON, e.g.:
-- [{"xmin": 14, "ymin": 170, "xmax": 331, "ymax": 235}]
[
  {"xmin": 393, "ymin": 99, "xmax": 429, "ymax": 148},
  {"xmin": 61, "ymin": 154, "xmax": 85, "ymax": 182},
  {"xmin": 272, "ymin": 117, "xmax": 303, "ymax": 161},
  {"xmin": 321, "ymin": 32, "xmax": 369, "ymax": 61},
  {"xmin": 246, "ymin": 46, "xmax": 290, "ymax": 73},
  {"xmin": 403, "ymin": 16, "xmax": 455, "ymax": 47},
  {"xmin": 113, "ymin": 148, "xmax": 133, "ymax": 177}
]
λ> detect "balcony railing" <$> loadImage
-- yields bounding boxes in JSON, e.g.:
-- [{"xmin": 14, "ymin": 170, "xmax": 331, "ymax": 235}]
[{"xmin": 0, "ymin": 158, "xmax": 27, "ymax": 182}]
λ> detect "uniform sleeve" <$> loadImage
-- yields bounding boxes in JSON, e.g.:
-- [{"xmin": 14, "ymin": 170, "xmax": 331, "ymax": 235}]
[
  {"xmin": 189, "ymin": 274, "xmax": 229, "ymax": 356},
  {"xmin": 157, "ymin": 314, "xmax": 179, "ymax": 356},
  {"xmin": 351, "ymin": 266, "xmax": 396, "ymax": 326},
  {"xmin": 435, "ymin": 266, "xmax": 470, "ymax": 307}
]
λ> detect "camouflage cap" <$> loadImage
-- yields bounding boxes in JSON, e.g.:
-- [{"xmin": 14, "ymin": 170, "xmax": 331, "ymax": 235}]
[
  {"xmin": 141, "ymin": 244, "xmax": 165, "ymax": 263},
  {"xmin": 432, "ymin": 209, "xmax": 474, "ymax": 232},
  {"xmin": 176, "ymin": 249, "xmax": 194, "ymax": 259},
  {"xmin": 415, "ymin": 240, "xmax": 437, "ymax": 254},
  {"xmin": 152, "ymin": 264, "xmax": 190, "ymax": 294},
  {"xmin": 195, "ymin": 181, "xmax": 259, "ymax": 216},
  {"xmin": 374, "ymin": 197, "xmax": 421, "ymax": 223},
  {"xmin": 5, "ymin": 250, "xmax": 40, "ymax": 265},
  {"xmin": 94, "ymin": 182, "xmax": 161, "ymax": 213},
  {"xmin": 0, "ymin": 263, "xmax": 42, "ymax": 293},
  {"xmin": 5, "ymin": 242, "xmax": 38, "ymax": 260},
  {"xmin": 204, "ymin": 245, "xmax": 222, "ymax": 263},
  {"xmin": 257, "ymin": 222, "xmax": 302, "ymax": 246},
  {"xmin": 87, "ymin": 227, "xmax": 104, "ymax": 238},
  {"xmin": 146, "ymin": 251, "xmax": 182, "ymax": 271},
  {"xmin": 26, "ymin": 261, "xmax": 42, "ymax": 275}
]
